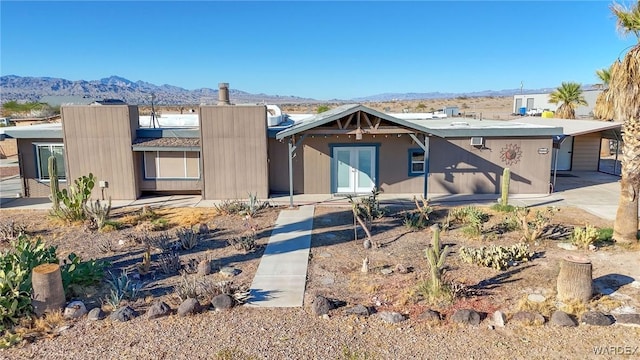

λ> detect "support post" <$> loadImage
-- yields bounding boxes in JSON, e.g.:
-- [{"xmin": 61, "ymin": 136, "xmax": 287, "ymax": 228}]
[
  {"xmin": 288, "ymin": 137, "xmax": 295, "ymax": 208},
  {"xmin": 287, "ymin": 135, "xmax": 307, "ymax": 208}
]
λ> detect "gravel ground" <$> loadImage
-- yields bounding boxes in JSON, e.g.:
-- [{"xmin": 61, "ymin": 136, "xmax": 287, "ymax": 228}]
[{"xmin": 3, "ymin": 307, "xmax": 639, "ymax": 359}]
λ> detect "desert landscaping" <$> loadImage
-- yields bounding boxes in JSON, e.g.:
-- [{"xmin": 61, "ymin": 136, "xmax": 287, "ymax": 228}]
[{"xmin": 0, "ymin": 188, "xmax": 639, "ymax": 359}]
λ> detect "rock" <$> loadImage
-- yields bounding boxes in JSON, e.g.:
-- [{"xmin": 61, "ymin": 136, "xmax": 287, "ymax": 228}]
[
  {"xmin": 588, "ymin": 244, "xmax": 597, "ymax": 251},
  {"xmin": 614, "ymin": 313, "xmax": 640, "ymax": 327},
  {"xmin": 527, "ymin": 294, "xmax": 546, "ymax": 303},
  {"xmin": 511, "ymin": 311, "xmax": 546, "ymax": 326},
  {"xmin": 361, "ymin": 258, "xmax": 369, "ymax": 273},
  {"xmin": 493, "ymin": 311, "xmax": 507, "ymax": 327},
  {"xmin": 395, "ymin": 264, "xmax": 409, "ymax": 274},
  {"xmin": 54, "ymin": 325, "xmax": 71, "ymax": 334},
  {"xmin": 378, "ymin": 311, "xmax": 406, "ymax": 323},
  {"xmin": 418, "ymin": 310, "xmax": 441, "ymax": 322},
  {"xmin": 197, "ymin": 260, "xmax": 211, "ymax": 276},
  {"xmin": 311, "ymin": 295, "xmax": 333, "ymax": 316},
  {"xmin": 363, "ymin": 239, "xmax": 372, "ymax": 250},
  {"xmin": 211, "ymin": 294, "xmax": 234, "ymax": 311},
  {"xmin": 551, "ymin": 310, "xmax": 577, "ymax": 327},
  {"xmin": 87, "ymin": 307, "xmax": 106, "ymax": 321},
  {"xmin": 146, "ymin": 301, "xmax": 171, "ymax": 319},
  {"xmin": 451, "ymin": 309, "xmax": 481, "ymax": 325},
  {"xmin": 178, "ymin": 298, "xmax": 203, "ymax": 316},
  {"xmin": 110, "ymin": 306, "xmax": 138, "ymax": 322},
  {"xmin": 345, "ymin": 305, "xmax": 371, "ymax": 317},
  {"xmin": 380, "ymin": 268, "xmax": 393, "ymax": 275},
  {"xmin": 219, "ymin": 266, "xmax": 236, "ymax": 277},
  {"xmin": 557, "ymin": 243, "xmax": 578, "ymax": 251},
  {"xmin": 63, "ymin": 301, "xmax": 87, "ymax": 319},
  {"xmin": 197, "ymin": 223, "xmax": 209, "ymax": 234},
  {"xmin": 320, "ymin": 276, "xmax": 335, "ymax": 285},
  {"xmin": 322, "ymin": 314, "xmax": 330, "ymax": 320},
  {"xmin": 319, "ymin": 252, "xmax": 332, "ymax": 258},
  {"xmin": 581, "ymin": 311, "xmax": 614, "ymax": 326}
]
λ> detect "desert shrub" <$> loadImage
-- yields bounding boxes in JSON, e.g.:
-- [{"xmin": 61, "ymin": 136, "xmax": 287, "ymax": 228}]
[
  {"xmin": 0, "ymin": 236, "xmax": 58, "ymax": 330},
  {"xmin": 214, "ymin": 200, "xmax": 247, "ymax": 216},
  {"xmin": 99, "ymin": 220, "xmax": 123, "ymax": 233},
  {"xmin": 176, "ymin": 227, "xmax": 199, "ymax": 250},
  {"xmin": 228, "ymin": 232, "xmax": 257, "ymax": 252},
  {"xmin": 0, "ymin": 221, "xmax": 26, "ymax": 243},
  {"xmin": 450, "ymin": 206, "xmax": 489, "ymax": 238},
  {"xmin": 403, "ymin": 211, "xmax": 428, "ymax": 230},
  {"xmin": 174, "ymin": 273, "xmax": 198, "ymax": 301},
  {"xmin": 515, "ymin": 206, "xmax": 558, "ymax": 242},
  {"xmin": 198, "ymin": 279, "xmax": 250, "ymax": 304},
  {"xmin": 51, "ymin": 173, "xmax": 96, "ymax": 222},
  {"xmin": 0, "ymin": 331, "xmax": 22, "ymax": 349},
  {"xmin": 490, "ymin": 203, "xmax": 516, "ymax": 213},
  {"xmin": 104, "ymin": 270, "xmax": 141, "ymax": 309},
  {"xmin": 597, "ymin": 227, "xmax": 614, "ymax": 244},
  {"xmin": 459, "ymin": 243, "xmax": 533, "ymax": 270},
  {"xmin": 83, "ymin": 198, "xmax": 112, "ymax": 230},
  {"xmin": 215, "ymin": 194, "xmax": 268, "ymax": 217},
  {"xmin": 60, "ymin": 253, "xmax": 108, "ymax": 293},
  {"xmin": 571, "ymin": 225, "xmax": 599, "ymax": 249},
  {"xmin": 317, "ymin": 105, "xmax": 330, "ymax": 113},
  {"xmin": 139, "ymin": 231, "xmax": 174, "ymax": 252},
  {"xmin": 158, "ymin": 251, "xmax": 181, "ymax": 275}
]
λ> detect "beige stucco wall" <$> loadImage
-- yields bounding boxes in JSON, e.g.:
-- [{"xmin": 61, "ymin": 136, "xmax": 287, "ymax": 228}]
[{"xmin": 17, "ymin": 138, "xmax": 68, "ymax": 198}]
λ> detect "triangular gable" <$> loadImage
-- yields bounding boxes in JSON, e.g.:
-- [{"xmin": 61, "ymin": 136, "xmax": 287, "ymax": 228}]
[{"xmin": 275, "ymin": 104, "xmax": 426, "ymax": 139}]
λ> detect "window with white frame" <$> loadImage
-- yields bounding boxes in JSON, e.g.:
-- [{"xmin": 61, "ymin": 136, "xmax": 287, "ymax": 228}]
[
  {"xmin": 408, "ymin": 149, "xmax": 425, "ymax": 176},
  {"xmin": 35, "ymin": 144, "xmax": 66, "ymax": 181},
  {"xmin": 143, "ymin": 151, "xmax": 200, "ymax": 179}
]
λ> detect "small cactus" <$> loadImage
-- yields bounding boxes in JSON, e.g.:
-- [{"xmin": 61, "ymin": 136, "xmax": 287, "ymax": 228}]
[
  {"xmin": 500, "ymin": 168, "xmax": 510, "ymax": 206},
  {"xmin": 425, "ymin": 224, "xmax": 450, "ymax": 293},
  {"xmin": 48, "ymin": 156, "xmax": 60, "ymax": 211}
]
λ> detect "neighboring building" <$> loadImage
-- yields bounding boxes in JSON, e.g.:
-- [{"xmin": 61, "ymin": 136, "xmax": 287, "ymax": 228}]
[
  {"xmin": 513, "ymin": 89, "xmax": 602, "ymax": 118},
  {"xmin": 39, "ymin": 95, "xmax": 99, "ymax": 107},
  {"xmin": 3, "ymin": 83, "xmax": 581, "ymax": 201},
  {"xmin": 9, "ymin": 114, "xmax": 61, "ymax": 127}
]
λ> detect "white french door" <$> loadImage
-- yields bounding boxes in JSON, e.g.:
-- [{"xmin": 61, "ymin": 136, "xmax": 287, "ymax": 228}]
[{"xmin": 333, "ymin": 146, "xmax": 376, "ymax": 194}]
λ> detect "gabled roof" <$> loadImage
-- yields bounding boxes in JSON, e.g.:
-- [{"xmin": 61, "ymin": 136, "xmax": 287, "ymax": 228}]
[
  {"xmin": 275, "ymin": 104, "xmax": 563, "ymax": 139},
  {"xmin": 276, "ymin": 104, "xmax": 438, "ymax": 140}
]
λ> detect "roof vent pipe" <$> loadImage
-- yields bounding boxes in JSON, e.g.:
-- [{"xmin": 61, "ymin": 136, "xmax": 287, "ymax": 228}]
[{"xmin": 218, "ymin": 82, "xmax": 230, "ymax": 105}]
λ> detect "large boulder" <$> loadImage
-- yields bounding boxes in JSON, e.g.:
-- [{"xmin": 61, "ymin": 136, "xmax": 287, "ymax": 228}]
[
  {"xmin": 147, "ymin": 301, "xmax": 171, "ymax": 319},
  {"xmin": 311, "ymin": 295, "xmax": 333, "ymax": 316},
  {"xmin": 63, "ymin": 301, "xmax": 87, "ymax": 319},
  {"xmin": 178, "ymin": 298, "xmax": 203, "ymax": 317},
  {"xmin": 211, "ymin": 294, "xmax": 234, "ymax": 311},
  {"xmin": 451, "ymin": 309, "xmax": 481, "ymax": 325},
  {"xmin": 110, "ymin": 306, "xmax": 138, "ymax": 322}
]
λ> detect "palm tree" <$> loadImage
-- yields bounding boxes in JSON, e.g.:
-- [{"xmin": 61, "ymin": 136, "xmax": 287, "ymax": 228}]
[
  {"xmin": 610, "ymin": 1, "xmax": 640, "ymax": 243},
  {"xmin": 548, "ymin": 82, "xmax": 588, "ymax": 119},
  {"xmin": 594, "ymin": 67, "xmax": 614, "ymax": 120}
]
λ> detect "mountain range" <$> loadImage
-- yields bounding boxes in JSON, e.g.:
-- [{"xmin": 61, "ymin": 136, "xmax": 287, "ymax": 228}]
[{"xmin": 0, "ymin": 75, "xmax": 594, "ymax": 105}]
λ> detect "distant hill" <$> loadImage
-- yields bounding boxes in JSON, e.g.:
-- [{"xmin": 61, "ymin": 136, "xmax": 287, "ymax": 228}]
[
  {"xmin": 0, "ymin": 75, "xmax": 599, "ymax": 105},
  {"xmin": 0, "ymin": 75, "xmax": 319, "ymax": 105}
]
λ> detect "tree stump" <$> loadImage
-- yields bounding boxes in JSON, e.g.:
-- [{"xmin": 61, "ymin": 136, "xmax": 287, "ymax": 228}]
[
  {"xmin": 557, "ymin": 255, "xmax": 592, "ymax": 303},
  {"xmin": 31, "ymin": 263, "xmax": 66, "ymax": 317}
]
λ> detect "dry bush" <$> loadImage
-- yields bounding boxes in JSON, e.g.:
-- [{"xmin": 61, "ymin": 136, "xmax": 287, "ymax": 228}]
[{"xmin": 515, "ymin": 295, "xmax": 556, "ymax": 318}]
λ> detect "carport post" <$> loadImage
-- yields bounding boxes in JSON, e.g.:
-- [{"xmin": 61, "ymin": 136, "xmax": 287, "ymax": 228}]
[{"xmin": 287, "ymin": 135, "xmax": 306, "ymax": 208}]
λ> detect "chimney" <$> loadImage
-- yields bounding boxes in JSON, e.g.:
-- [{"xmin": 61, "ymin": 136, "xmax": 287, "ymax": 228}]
[{"xmin": 218, "ymin": 82, "xmax": 230, "ymax": 105}]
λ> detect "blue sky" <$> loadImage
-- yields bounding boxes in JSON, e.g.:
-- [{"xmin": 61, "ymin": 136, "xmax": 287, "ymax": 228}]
[{"xmin": 1, "ymin": 1, "xmax": 637, "ymax": 100}]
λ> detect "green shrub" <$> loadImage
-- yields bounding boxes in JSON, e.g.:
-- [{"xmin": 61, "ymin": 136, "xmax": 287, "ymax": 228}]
[
  {"xmin": 403, "ymin": 211, "xmax": 428, "ymax": 230},
  {"xmin": 52, "ymin": 173, "xmax": 96, "ymax": 222},
  {"xmin": 60, "ymin": 253, "xmax": 108, "ymax": 295},
  {"xmin": 0, "ymin": 236, "xmax": 58, "ymax": 330},
  {"xmin": 491, "ymin": 203, "xmax": 516, "ymax": 213},
  {"xmin": 459, "ymin": 243, "xmax": 533, "ymax": 270},
  {"xmin": 104, "ymin": 270, "xmax": 141, "ymax": 309},
  {"xmin": 571, "ymin": 225, "xmax": 599, "ymax": 249}
]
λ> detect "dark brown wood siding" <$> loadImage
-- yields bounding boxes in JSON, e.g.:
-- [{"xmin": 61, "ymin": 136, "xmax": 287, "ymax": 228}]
[
  {"xmin": 199, "ymin": 106, "xmax": 269, "ymax": 199},
  {"xmin": 60, "ymin": 105, "xmax": 139, "ymax": 200}
]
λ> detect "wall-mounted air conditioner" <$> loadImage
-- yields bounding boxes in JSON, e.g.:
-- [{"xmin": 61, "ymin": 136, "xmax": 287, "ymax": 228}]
[{"xmin": 470, "ymin": 137, "xmax": 484, "ymax": 146}]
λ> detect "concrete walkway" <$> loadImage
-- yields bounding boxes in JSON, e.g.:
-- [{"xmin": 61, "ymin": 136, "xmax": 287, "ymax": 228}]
[{"xmin": 247, "ymin": 205, "xmax": 315, "ymax": 308}]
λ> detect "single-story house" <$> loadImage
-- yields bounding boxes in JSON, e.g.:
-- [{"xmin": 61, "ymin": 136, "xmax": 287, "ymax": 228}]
[
  {"xmin": 3, "ymin": 84, "xmax": 588, "ymax": 202},
  {"xmin": 513, "ymin": 117, "xmax": 622, "ymax": 173}
]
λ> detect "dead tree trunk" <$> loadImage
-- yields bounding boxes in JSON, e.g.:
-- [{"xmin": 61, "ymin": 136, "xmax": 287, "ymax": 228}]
[
  {"xmin": 557, "ymin": 255, "xmax": 592, "ymax": 303},
  {"xmin": 31, "ymin": 263, "xmax": 66, "ymax": 317}
]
